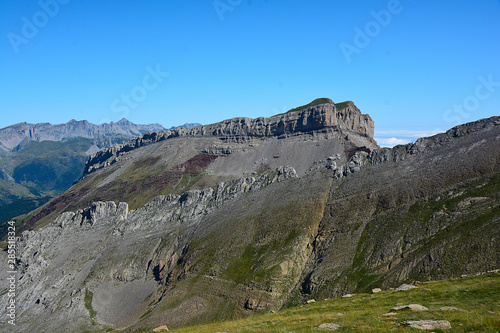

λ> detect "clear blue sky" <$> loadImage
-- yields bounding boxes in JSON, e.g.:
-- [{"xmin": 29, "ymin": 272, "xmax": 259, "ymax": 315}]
[{"xmin": 1, "ymin": 0, "xmax": 499, "ymax": 146}]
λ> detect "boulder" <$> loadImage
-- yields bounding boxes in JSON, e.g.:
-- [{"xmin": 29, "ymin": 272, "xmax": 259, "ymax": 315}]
[
  {"xmin": 318, "ymin": 323, "xmax": 340, "ymax": 330},
  {"xmin": 391, "ymin": 304, "xmax": 428, "ymax": 312},
  {"xmin": 401, "ymin": 320, "xmax": 451, "ymax": 330},
  {"xmin": 396, "ymin": 284, "xmax": 418, "ymax": 291}
]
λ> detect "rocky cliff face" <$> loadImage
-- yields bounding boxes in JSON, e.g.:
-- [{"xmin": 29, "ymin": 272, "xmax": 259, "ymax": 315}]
[
  {"xmin": 84, "ymin": 100, "xmax": 375, "ymax": 175},
  {"xmin": 1, "ymin": 166, "xmax": 301, "ymax": 332},
  {"xmin": 1, "ymin": 102, "xmax": 498, "ymax": 332}
]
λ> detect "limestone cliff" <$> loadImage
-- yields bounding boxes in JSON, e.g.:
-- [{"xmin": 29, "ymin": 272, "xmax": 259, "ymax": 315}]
[{"xmin": 84, "ymin": 99, "xmax": 375, "ymax": 175}]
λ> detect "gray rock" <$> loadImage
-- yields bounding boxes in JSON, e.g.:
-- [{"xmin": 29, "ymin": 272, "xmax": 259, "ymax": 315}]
[
  {"xmin": 391, "ymin": 304, "xmax": 429, "ymax": 312},
  {"xmin": 395, "ymin": 284, "xmax": 418, "ymax": 291},
  {"xmin": 318, "ymin": 323, "xmax": 340, "ymax": 330},
  {"xmin": 153, "ymin": 325, "xmax": 169, "ymax": 332},
  {"xmin": 401, "ymin": 320, "xmax": 451, "ymax": 330},
  {"xmin": 440, "ymin": 306, "xmax": 460, "ymax": 311},
  {"xmin": 382, "ymin": 312, "xmax": 398, "ymax": 316}
]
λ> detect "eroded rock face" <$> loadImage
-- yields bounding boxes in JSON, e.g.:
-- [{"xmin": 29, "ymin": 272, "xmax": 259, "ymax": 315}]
[
  {"xmin": 0, "ymin": 166, "xmax": 301, "ymax": 332},
  {"xmin": 84, "ymin": 101, "xmax": 375, "ymax": 175},
  {"xmin": 284, "ymin": 116, "xmax": 500, "ymax": 301}
]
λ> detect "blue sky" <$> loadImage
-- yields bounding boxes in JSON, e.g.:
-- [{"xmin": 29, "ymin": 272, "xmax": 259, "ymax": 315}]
[{"xmin": 1, "ymin": 0, "xmax": 499, "ymax": 146}]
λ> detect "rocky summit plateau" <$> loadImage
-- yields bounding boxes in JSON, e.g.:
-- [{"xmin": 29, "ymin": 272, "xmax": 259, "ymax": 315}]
[{"xmin": 1, "ymin": 98, "xmax": 499, "ymax": 332}]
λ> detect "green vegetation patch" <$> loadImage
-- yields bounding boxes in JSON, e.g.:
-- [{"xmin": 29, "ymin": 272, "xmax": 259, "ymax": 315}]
[
  {"xmin": 283, "ymin": 98, "xmax": 334, "ymax": 114},
  {"xmin": 335, "ymin": 101, "xmax": 352, "ymax": 110},
  {"xmin": 84, "ymin": 289, "xmax": 97, "ymax": 321},
  {"xmin": 169, "ymin": 272, "xmax": 500, "ymax": 332}
]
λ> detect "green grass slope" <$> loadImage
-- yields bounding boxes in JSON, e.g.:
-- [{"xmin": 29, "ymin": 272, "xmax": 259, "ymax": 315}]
[
  {"xmin": 9, "ymin": 139, "xmax": 93, "ymax": 193},
  {"xmin": 111, "ymin": 272, "xmax": 500, "ymax": 332}
]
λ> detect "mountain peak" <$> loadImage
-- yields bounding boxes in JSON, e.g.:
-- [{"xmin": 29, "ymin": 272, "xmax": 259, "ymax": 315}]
[
  {"xmin": 117, "ymin": 118, "xmax": 132, "ymax": 125},
  {"xmin": 285, "ymin": 98, "xmax": 335, "ymax": 114}
]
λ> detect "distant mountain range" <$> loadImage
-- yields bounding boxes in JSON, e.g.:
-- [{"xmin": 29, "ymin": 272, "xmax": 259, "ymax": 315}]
[
  {"xmin": 0, "ymin": 118, "xmax": 182, "ymax": 226},
  {"xmin": 0, "ymin": 118, "xmax": 166, "ymax": 152}
]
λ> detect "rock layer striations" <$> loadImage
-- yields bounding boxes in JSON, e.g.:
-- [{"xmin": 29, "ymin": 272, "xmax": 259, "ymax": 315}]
[{"xmin": 84, "ymin": 100, "xmax": 375, "ymax": 175}]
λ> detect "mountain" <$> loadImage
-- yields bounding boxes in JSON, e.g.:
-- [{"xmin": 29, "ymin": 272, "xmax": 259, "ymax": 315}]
[
  {"xmin": 15, "ymin": 99, "xmax": 375, "ymax": 234},
  {"xmin": 169, "ymin": 123, "xmax": 202, "ymax": 130},
  {"xmin": 0, "ymin": 118, "xmax": 165, "ymax": 151},
  {"xmin": 0, "ymin": 99, "xmax": 498, "ymax": 332},
  {"xmin": 0, "ymin": 119, "xmax": 166, "ymax": 232}
]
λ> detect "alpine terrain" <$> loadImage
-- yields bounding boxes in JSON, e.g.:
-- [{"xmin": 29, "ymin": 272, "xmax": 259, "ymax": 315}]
[
  {"xmin": 0, "ymin": 118, "xmax": 167, "ymax": 236},
  {"xmin": 0, "ymin": 98, "xmax": 498, "ymax": 332}
]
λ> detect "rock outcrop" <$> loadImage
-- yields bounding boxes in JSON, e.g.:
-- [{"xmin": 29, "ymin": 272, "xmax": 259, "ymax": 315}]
[
  {"xmin": 84, "ymin": 100, "xmax": 375, "ymax": 175},
  {"xmin": 2, "ymin": 166, "xmax": 300, "ymax": 332}
]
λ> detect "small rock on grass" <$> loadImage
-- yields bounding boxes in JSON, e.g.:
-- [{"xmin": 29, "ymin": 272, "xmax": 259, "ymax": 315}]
[
  {"xmin": 318, "ymin": 323, "xmax": 340, "ymax": 330},
  {"xmin": 153, "ymin": 325, "xmax": 169, "ymax": 332},
  {"xmin": 382, "ymin": 312, "xmax": 398, "ymax": 316},
  {"xmin": 401, "ymin": 320, "xmax": 451, "ymax": 330},
  {"xmin": 440, "ymin": 306, "xmax": 460, "ymax": 311},
  {"xmin": 396, "ymin": 284, "xmax": 418, "ymax": 291},
  {"xmin": 342, "ymin": 293, "xmax": 354, "ymax": 298},
  {"xmin": 306, "ymin": 299, "xmax": 316, "ymax": 304},
  {"xmin": 391, "ymin": 304, "xmax": 428, "ymax": 312},
  {"xmin": 372, "ymin": 288, "xmax": 382, "ymax": 293}
]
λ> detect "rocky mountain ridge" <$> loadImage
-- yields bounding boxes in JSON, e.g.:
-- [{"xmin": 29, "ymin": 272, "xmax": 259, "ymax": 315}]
[
  {"xmin": 84, "ymin": 99, "xmax": 374, "ymax": 175},
  {"xmin": 13, "ymin": 99, "xmax": 376, "ymax": 236},
  {"xmin": 1, "ymin": 101, "xmax": 498, "ymax": 332},
  {"xmin": 0, "ymin": 118, "xmax": 165, "ymax": 152}
]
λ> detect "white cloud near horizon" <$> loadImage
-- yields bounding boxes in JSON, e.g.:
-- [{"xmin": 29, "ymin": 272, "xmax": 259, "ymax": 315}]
[
  {"xmin": 374, "ymin": 137, "xmax": 411, "ymax": 148},
  {"xmin": 374, "ymin": 129, "xmax": 445, "ymax": 148},
  {"xmin": 374, "ymin": 129, "xmax": 444, "ymax": 139}
]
